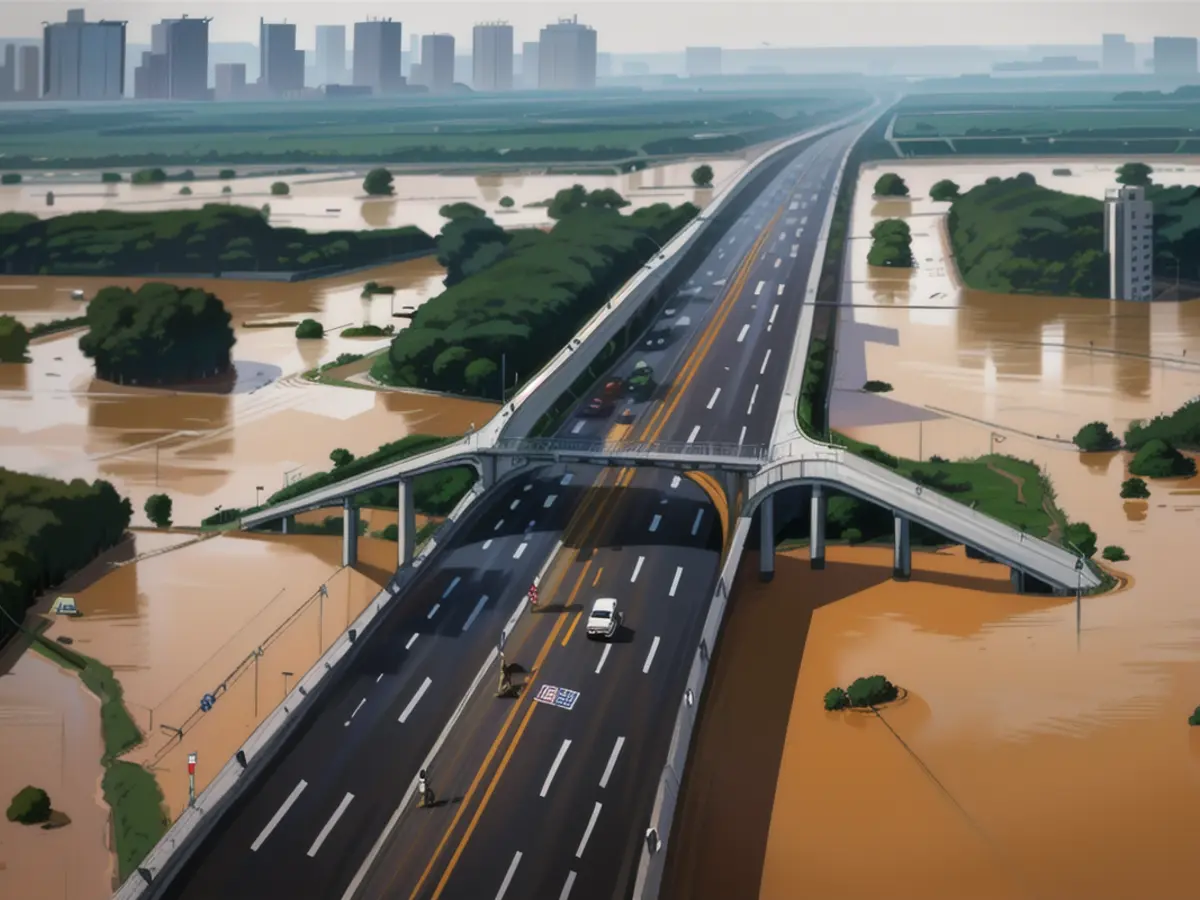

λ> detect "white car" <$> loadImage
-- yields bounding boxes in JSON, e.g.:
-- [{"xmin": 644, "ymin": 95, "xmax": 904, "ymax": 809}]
[{"xmin": 586, "ymin": 597, "xmax": 621, "ymax": 640}]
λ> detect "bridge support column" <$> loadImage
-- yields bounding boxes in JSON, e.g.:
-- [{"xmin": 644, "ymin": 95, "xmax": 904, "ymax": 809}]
[
  {"xmin": 893, "ymin": 514, "xmax": 911, "ymax": 581},
  {"xmin": 1010, "ymin": 568, "xmax": 1027, "ymax": 594},
  {"xmin": 281, "ymin": 516, "xmax": 290, "ymax": 535},
  {"xmin": 397, "ymin": 479, "xmax": 415, "ymax": 568},
  {"xmin": 478, "ymin": 454, "xmax": 497, "ymax": 490},
  {"xmin": 342, "ymin": 497, "xmax": 358, "ymax": 568},
  {"xmin": 759, "ymin": 494, "xmax": 775, "ymax": 583},
  {"xmin": 810, "ymin": 485, "xmax": 826, "ymax": 570}
]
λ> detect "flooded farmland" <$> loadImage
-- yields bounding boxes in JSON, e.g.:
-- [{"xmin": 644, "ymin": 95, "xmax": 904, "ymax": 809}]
[
  {"xmin": 741, "ymin": 159, "xmax": 1200, "ymax": 899},
  {"xmin": 0, "ymin": 156, "xmax": 740, "ymax": 236}
]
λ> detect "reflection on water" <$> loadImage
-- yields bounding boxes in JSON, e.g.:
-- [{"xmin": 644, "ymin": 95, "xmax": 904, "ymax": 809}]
[
  {"xmin": 773, "ymin": 159, "xmax": 1200, "ymax": 900},
  {"xmin": 0, "ymin": 157, "xmax": 744, "ymax": 237},
  {"xmin": 0, "ymin": 258, "xmax": 497, "ymax": 525}
]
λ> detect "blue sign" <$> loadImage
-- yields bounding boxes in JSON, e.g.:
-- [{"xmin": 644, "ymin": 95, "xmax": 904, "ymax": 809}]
[{"xmin": 200, "ymin": 693, "xmax": 216, "ymax": 713}]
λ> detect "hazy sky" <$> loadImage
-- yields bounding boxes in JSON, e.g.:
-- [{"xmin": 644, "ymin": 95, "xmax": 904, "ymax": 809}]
[{"xmin": 2, "ymin": 0, "xmax": 1198, "ymax": 51}]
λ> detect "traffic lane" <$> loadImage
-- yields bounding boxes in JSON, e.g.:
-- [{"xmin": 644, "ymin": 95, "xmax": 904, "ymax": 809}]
[
  {"xmin": 349, "ymin": 467, "xmax": 648, "ymax": 900},
  {"xmin": 435, "ymin": 538, "xmax": 722, "ymax": 899},
  {"xmin": 162, "ymin": 471, "xmax": 582, "ymax": 900},
  {"xmin": 661, "ymin": 149, "xmax": 847, "ymax": 447}
]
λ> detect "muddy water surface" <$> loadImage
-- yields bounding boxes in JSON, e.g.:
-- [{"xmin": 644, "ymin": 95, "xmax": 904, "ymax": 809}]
[
  {"xmin": 0, "ymin": 260, "xmax": 497, "ymax": 526},
  {"xmin": 750, "ymin": 159, "xmax": 1200, "ymax": 899},
  {"xmin": 0, "ymin": 157, "xmax": 738, "ymax": 236}
]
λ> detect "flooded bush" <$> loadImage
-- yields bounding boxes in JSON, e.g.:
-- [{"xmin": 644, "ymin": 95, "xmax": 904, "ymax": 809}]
[
  {"xmin": 80, "ymin": 284, "xmax": 234, "ymax": 385},
  {"xmin": 6, "ymin": 786, "xmax": 51, "ymax": 824},
  {"xmin": 846, "ymin": 675, "xmax": 899, "ymax": 707},
  {"xmin": 1102, "ymin": 545, "xmax": 1129, "ymax": 562},
  {"xmin": 1120, "ymin": 477, "xmax": 1150, "ymax": 499},
  {"xmin": 179, "ymin": 186, "xmax": 192, "ymax": 195},
  {"xmin": 1129, "ymin": 439, "xmax": 1196, "ymax": 478},
  {"xmin": 823, "ymin": 687, "xmax": 849, "ymax": 711},
  {"xmin": 691, "ymin": 164, "xmax": 714, "ymax": 187},
  {"xmin": 295, "ymin": 318, "xmax": 324, "ymax": 339},
  {"xmin": 363, "ymin": 168, "xmax": 395, "ymax": 196},
  {"xmin": 342, "ymin": 324, "xmax": 394, "ymax": 337},
  {"xmin": 1073, "ymin": 421, "xmax": 1121, "ymax": 452},
  {"xmin": 218, "ymin": 169, "xmax": 236, "ymax": 179},
  {"xmin": 270, "ymin": 181, "xmax": 290, "ymax": 196},
  {"xmin": 862, "ymin": 379, "xmax": 893, "ymax": 393},
  {"xmin": 1125, "ymin": 398, "xmax": 1200, "ymax": 451},
  {"xmin": 873, "ymin": 172, "xmax": 909, "ymax": 197},
  {"xmin": 867, "ymin": 218, "xmax": 913, "ymax": 268},
  {"xmin": 1, "ymin": 172, "xmax": 23, "ymax": 185},
  {"xmin": 929, "ymin": 178, "xmax": 959, "ymax": 201},
  {"xmin": 131, "ymin": 167, "xmax": 167, "ymax": 185},
  {"xmin": 499, "ymin": 196, "xmax": 515, "ymax": 208},
  {"xmin": 0, "ymin": 314, "xmax": 30, "ymax": 362},
  {"xmin": 1190, "ymin": 706, "xmax": 1200, "ymax": 727},
  {"xmin": 101, "ymin": 172, "xmax": 123, "ymax": 183},
  {"xmin": 144, "ymin": 493, "xmax": 173, "ymax": 529}
]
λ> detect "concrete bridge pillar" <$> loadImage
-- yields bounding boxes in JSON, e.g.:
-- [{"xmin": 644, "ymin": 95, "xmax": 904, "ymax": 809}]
[
  {"xmin": 893, "ymin": 514, "xmax": 911, "ymax": 581},
  {"xmin": 479, "ymin": 454, "xmax": 497, "ymax": 490},
  {"xmin": 397, "ymin": 478, "xmax": 415, "ymax": 568},
  {"xmin": 759, "ymin": 494, "xmax": 775, "ymax": 583},
  {"xmin": 810, "ymin": 485, "xmax": 827, "ymax": 570},
  {"xmin": 342, "ymin": 496, "xmax": 358, "ymax": 568},
  {"xmin": 1010, "ymin": 568, "xmax": 1026, "ymax": 594},
  {"xmin": 281, "ymin": 516, "xmax": 291, "ymax": 535}
]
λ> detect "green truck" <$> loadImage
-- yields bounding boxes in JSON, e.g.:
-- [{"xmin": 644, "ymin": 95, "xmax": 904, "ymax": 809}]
[{"xmin": 627, "ymin": 361, "xmax": 655, "ymax": 401}]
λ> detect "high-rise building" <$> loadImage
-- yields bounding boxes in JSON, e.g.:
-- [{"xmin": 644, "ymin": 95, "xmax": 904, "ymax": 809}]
[
  {"xmin": 1153, "ymin": 36, "xmax": 1199, "ymax": 77},
  {"xmin": 259, "ymin": 19, "xmax": 305, "ymax": 94},
  {"xmin": 16, "ymin": 45, "xmax": 39, "ymax": 99},
  {"xmin": 214, "ymin": 62, "xmax": 246, "ymax": 99},
  {"xmin": 315, "ymin": 25, "xmax": 346, "ymax": 85},
  {"xmin": 1101, "ymin": 34, "xmax": 1135, "ymax": 73},
  {"xmin": 472, "ymin": 23, "xmax": 514, "ymax": 91},
  {"xmin": 686, "ymin": 46, "xmax": 722, "ymax": 77},
  {"xmin": 520, "ymin": 41, "xmax": 539, "ymax": 89},
  {"xmin": 135, "ymin": 16, "xmax": 210, "ymax": 100},
  {"xmin": 353, "ymin": 19, "xmax": 402, "ymax": 93},
  {"xmin": 43, "ymin": 9, "xmax": 126, "ymax": 101},
  {"xmin": 420, "ymin": 33, "xmax": 455, "ymax": 92},
  {"xmin": 538, "ymin": 16, "xmax": 597, "ymax": 91},
  {"xmin": 1105, "ymin": 186, "xmax": 1155, "ymax": 302},
  {"xmin": 0, "ymin": 45, "xmax": 14, "ymax": 100}
]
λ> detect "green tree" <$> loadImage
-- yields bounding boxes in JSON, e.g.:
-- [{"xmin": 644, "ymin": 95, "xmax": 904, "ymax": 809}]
[
  {"xmin": 436, "ymin": 214, "xmax": 511, "ymax": 286},
  {"xmin": 499, "ymin": 196, "xmax": 515, "ymax": 209},
  {"xmin": 547, "ymin": 184, "xmax": 589, "ymax": 219},
  {"xmin": 131, "ymin": 168, "xmax": 167, "ymax": 185},
  {"xmin": 464, "ymin": 357, "xmax": 498, "ymax": 395},
  {"xmin": 1, "ymin": 173, "xmax": 23, "ymax": 185},
  {"xmin": 929, "ymin": 179, "xmax": 959, "ymax": 201},
  {"xmin": 363, "ymin": 168, "xmax": 395, "ymax": 196},
  {"xmin": 0, "ymin": 314, "xmax": 30, "ymax": 362},
  {"xmin": 144, "ymin": 494, "xmax": 173, "ymax": 529},
  {"xmin": 1120, "ymin": 477, "xmax": 1150, "ymax": 499},
  {"xmin": 1065, "ymin": 521, "xmax": 1098, "ymax": 559},
  {"xmin": 585, "ymin": 188, "xmax": 631, "ymax": 212},
  {"xmin": 439, "ymin": 202, "xmax": 487, "ymax": 220},
  {"xmin": 867, "ymin": 218, "xmax": 913, "ymax": 267},
  {"xmin": 79, "ymin": 284, "xmax": 235, "ymax": 386},
  {"xmin": 1116, "ymin": 162, "xmax": 1153, "ymax": 187},
  {"xmin": 1102, "ymin": 545, "xmax": 1128, "ymax": 562},
  {"xmin": 1129, "ymin": 438, "xmax": 1196, "ymax": 478},
  {"xmin": 1190, "ymin": 706, "xmax": 1200, "ymax": 727},
  {"xmin": 6, "ymin": 786, "xmax": 51, "ymax": 824},
  {"xmin": 179, "ymin": 186, "xmax": 192, "ymax": 195},
  {"xmin": 101, "ymin": 172, "xmax": 123, "ymax": 183},
  {"xmin": 218, "ymin": 169, "xmax": 236, "ymax": 180},
  {"xmin": 873, "ymin": 172, "xmax": 909, "ymax": 197},
  {"xmin": 295, "ymin": 319, "xmax": 324, "ymax": 339},
  {"xmin": 846, "ymin": 675, "xmax": 898, "ymax": 707},
  {"xmin": 1073, "ymin": 421, "xmax": 1120, "ymax": 452},
  {"xmin": 691, "ymin": 164, "xmax": 714, "ymax": 188},
  {"xmin": 330, "ymin": 448, "xmax": 355, "ymax": 468},
  {"xmin": 221, "ymin": 186, "xmax": 232, "ymax": 194},
  {"xmin": 823, "ymin": 687, "xmax": 848, "ymax": 711},
  {"xmin": 270, "ymin": 182, "xmax": 290, "ymax": 196}
]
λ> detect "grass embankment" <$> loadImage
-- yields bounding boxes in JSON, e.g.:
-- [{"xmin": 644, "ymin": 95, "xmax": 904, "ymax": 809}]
[{"xmin": 30, "ymin": 638, "xmax": 168, "ymax": 882}]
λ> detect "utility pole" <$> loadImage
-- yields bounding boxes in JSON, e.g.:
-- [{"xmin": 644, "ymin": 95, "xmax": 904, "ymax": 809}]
[{"xmin": 187, "ymin": 752, "xmax": 197, "ymax": 807}]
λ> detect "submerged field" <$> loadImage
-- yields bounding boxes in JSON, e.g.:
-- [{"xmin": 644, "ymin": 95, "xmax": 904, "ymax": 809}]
[{"xmin": 0, "ymin": 90, "xmax": 868, "ymax": 169}]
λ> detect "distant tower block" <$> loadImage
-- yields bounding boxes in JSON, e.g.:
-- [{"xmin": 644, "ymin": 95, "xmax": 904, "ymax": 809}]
[{"xmin": 1104, "ymin": 186, "xmax": 1154, "ymax": 302}]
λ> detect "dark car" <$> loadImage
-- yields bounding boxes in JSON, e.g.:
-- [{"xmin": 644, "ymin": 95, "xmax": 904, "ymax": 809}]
[
  {"xmin": 644, "ymin": 328, "xmax": 671, "ymax": 349},
  {"xmin": 579, "ymin": 396, "xmax": 615, "ymax": 417}
]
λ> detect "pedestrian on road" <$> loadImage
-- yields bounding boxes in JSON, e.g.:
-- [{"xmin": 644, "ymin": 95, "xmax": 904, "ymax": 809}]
[{"xmin": 417, "ymin": 769, "xmax": 433, "ymax": 808}]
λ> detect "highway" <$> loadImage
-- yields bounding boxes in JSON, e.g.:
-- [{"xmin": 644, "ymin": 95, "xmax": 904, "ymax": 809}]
[
  {"xmin": 341, "ymin": 126, "xmax": 860, "ymax": 900},
  {"xmin": 154, "ymin": 121, "xmax": 860, "ymax": 900}
]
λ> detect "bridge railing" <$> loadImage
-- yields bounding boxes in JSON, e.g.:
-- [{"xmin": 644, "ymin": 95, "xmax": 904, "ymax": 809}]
[
  {"xmin": 491, "ymin": 436, "xmax": 769, "ymax": 462},
  {"xmin": 759, "ymin": 441, "xmax": 1097, "ymax": 586}
]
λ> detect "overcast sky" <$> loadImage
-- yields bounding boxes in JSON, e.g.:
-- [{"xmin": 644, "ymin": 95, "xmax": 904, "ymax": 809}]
[{"xmin": 2, "ymin": 0, "xmax": 1198, "ymax": 51}]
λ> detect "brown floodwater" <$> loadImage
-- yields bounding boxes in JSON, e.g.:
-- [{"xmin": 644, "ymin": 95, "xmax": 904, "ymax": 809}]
[
  {"xmin": 0, "ymin": 261, "xmax": 498, "ymax": 526},
  {"xmin": 0, "ymin": 651, "xmax": 111, "ymax": 900},
  {"xmin": 748, "ymin": 159, "xmax": 1200, "ymax": 899},
  {"xmin": 0, "ymin": 157, "xmax": 739, "ymax": 237}
]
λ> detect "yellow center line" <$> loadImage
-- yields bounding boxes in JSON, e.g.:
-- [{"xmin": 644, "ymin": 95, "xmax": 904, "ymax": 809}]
[
  {"xmin": 592, "ymin": 565, "xmax": 604, "ymax": 587},
  {"xmin": 560, "ymin": 609, "xmax": 584, "ymax": 647}
]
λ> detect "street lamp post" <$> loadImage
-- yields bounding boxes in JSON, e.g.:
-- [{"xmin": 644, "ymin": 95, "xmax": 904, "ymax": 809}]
[
  {"xmin": 255, "ymin": 485, "xmax": 264, "ymax": 507},
  {"xmin": 283, "ymin": 670, "xmax": 294, "ymax": 698}
]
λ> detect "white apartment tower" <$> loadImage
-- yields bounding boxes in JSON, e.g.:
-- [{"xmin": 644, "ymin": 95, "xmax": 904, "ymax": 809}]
[
  {"xmin": 473, "ymin": 23, "xmax": 514, "ymax": 91},
  {"xmin": 538, "ymin": 16, "xmax": 597, "ymax": 91},
  {"xmin": 1104, "ymin": 186, "xmax": 1155, "ymax": 302}
]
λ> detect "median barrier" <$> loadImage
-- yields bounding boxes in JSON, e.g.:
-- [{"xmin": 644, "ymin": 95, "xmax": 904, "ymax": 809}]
[
  {"xmin": 632, "ymin": 516, "xmax": 753, "ymax": 900},
  {"xmin": 114, "ymin": 483, "xmax": 486, "ymax": 899}
]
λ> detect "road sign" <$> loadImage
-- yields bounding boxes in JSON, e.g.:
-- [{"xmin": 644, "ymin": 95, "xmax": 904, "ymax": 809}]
[
  {"xmin": 535, "ymin": 684, "xmax": 580, "ymax": 711},
  {"xmin": 200, "ymin": 693, "xmax": 216, "ymax": 713},
  {"xmin": 187, "ymin": 753, "xmax": 197, "ymax": 775},
  {"xmin": 528, "ymin": 584, "xmax": 538, "ymax": 606}
]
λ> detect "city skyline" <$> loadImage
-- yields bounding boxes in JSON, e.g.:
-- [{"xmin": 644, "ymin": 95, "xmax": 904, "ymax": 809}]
[{"xmin": 1, "ymin": 2, "xmax": 1199, "ymax": 51}]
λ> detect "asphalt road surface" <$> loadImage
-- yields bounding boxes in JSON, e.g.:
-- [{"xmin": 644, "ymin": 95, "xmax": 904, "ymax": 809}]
[{"xmin": 157, "ymin": 120, "xmax": 858, "ymax": 900}]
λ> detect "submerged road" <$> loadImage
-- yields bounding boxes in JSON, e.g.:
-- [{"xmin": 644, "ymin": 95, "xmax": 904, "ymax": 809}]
[{"xmin": 156, "ymin": 117, "xmax": 863, "ymax": 900}]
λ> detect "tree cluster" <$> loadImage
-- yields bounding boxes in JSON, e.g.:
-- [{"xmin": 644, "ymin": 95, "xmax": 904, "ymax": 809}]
[
  {"xmin": 374, "ymin": 188, "xmax": 698, "ymax": 398},
  {"xmin": 873, "ymin": 172, "xmax": 909, "ymax": 197},
  {"xmin": 867, "ymin": 219, "xmax": 914, "ymax": 268},
  {"xmin": 0, "ymin": 205, "xmax": 435, "ymax": 277},
  {"xmin": 0, "ymin": 468, "xmax": 131, "ymax": 646},
  {"xmin": 79, "ymin": 283, "xmax": 236, "ymax": 386},
  {"xmin": 0, "ymin": 314, "xmax": 30, "ymax": 362}
]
